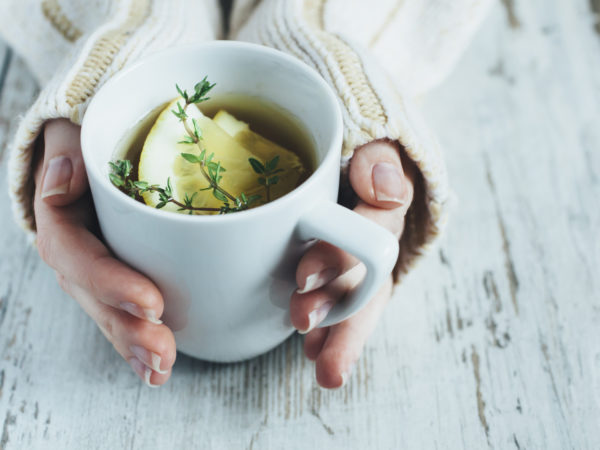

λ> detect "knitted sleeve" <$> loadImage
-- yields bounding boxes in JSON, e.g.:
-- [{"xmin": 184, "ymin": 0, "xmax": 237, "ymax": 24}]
[
  {"xmin": 2, "ymin": 0, "xmax": 222, "ymax": 239},
  {"xmin": 231, "ymin": 0, "xmax": 491, "ymax": 279}
]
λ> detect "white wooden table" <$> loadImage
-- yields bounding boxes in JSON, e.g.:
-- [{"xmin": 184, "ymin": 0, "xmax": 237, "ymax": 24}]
[{"xmin": 1, "ymin": 1, "xmax": 599, "ymax": 448}]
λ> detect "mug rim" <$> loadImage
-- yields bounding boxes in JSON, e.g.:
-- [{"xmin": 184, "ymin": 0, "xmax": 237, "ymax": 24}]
[{"xmin": 81, "ymin": 40, "xmax": 343, "ymax": 223}]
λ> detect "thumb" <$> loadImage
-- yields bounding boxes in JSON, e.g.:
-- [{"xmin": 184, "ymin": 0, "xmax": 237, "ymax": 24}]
[
  {"xmin": 349, "ymin": 139, "xmax": 414, "ymax": 210},
  {"xmin": 39, "ymin": 119, "xmax": 88, "ymax": 206}
]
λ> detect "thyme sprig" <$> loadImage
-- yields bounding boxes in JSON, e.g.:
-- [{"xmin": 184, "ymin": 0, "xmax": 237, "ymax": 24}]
[
  {"xmin": 171, "ymin": 77, "xmax": 241, "ymax": 205},
  {"xmin": 109, "ymin": 160, "xmax": 221, "ymax": 213},
  {"xmin": 249, "ymin": 155, "xmax": 284, "ymax": 202},
  {"xmin": 109, "ymin": 160, "xmax": 262, "ymax": 214}
]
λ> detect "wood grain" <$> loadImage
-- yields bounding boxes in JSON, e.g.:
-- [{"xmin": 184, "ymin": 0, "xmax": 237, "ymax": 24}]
[{"xmin": 1, "ymin": 0, "xmax": 599, "ymax": 448}]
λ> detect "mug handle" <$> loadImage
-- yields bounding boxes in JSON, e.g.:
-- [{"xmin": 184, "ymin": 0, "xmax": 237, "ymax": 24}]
[{"xmin": 296, "ymin": 201, "xmax": 399, "ymax": 327}]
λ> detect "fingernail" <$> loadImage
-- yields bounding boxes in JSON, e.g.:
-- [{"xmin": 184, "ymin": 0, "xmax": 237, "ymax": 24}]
[
  {"xmin": 340, "ymin": 372, "xmax": 348, "ymax": 388},
  {"xmin": 372, "ymin": 162, "xmax": 406, "ymax": 205},
  {"xmin": 119, "ymin": 302, "xmax": 163, "ymax": 324},
  {"xmin": 298, "ymin": 301, "xmax": 334, "ymax": 334},
  {"xmin": 41, "ymin": 156, "xmax": 72, "ymax": 198},
  {"xmin": 143, "ymin": 309, "xmax": 163, "ymax": 325},
  {"xmin": 129, "ymin": 345, "xmax": 169, "ymax": 374},
  {"xmin": 297, "ymin": 268, "xmax": 338, "ymax": 294},
  {"xmin": 128, "ymin": 357, "xmax": 159, "ymax": 388},
  {"xmin": 339, "ymin": 362, "xmax": 356, "ymax": 388}
]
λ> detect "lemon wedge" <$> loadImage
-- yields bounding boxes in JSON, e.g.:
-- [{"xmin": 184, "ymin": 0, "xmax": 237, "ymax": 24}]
[
  {"xmin": 213, "ymin": 110, "xmax": 305, "ymax": 202},
  {"xmin": 138, "ymin": 99, "xmax": 306, "ymax": 214},
  {"xmin": 139, "ymin": 98, "xmax": 265, "ymax": 212}
]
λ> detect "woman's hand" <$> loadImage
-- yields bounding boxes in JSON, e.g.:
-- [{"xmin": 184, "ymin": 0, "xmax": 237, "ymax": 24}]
[
  {"xmin": 291, "ymin": 140, "xmax": 415, "ymax": 388},
  {"xmin": 33, "ymin": 119, "xmax": 177, "ymax": 387}
]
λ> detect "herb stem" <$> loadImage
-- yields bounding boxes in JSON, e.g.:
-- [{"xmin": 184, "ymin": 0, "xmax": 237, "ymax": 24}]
[
  {"xmin": 144, "ymin": 187, "xmax": 221, "ymax": 212},
  {"xmin": 181, "ymin": 101, "xmax": 237, "ymax": 203}
]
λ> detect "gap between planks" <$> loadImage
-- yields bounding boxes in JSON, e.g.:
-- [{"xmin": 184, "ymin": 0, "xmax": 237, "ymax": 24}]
[{"xmin": 0, "ymin": 48, "xmax": 13, "ymax": 105}]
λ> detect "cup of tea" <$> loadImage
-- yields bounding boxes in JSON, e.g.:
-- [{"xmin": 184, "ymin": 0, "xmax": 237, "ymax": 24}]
[{"xmin": 81, "ymin": 41, "xmax": 398, "ymax": 362}]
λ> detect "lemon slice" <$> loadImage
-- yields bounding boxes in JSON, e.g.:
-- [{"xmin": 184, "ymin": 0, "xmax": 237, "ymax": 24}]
[
  {"xmin": 213, "ymin": 110, "xmax": 305, "ymax": 201},
  {"xmin": 138, "ymin": 99, "xmax": 264, "ymax": 212}
]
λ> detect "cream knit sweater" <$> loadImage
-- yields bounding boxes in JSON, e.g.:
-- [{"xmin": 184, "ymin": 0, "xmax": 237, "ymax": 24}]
[{"xmin": 0, "ymin": 0, "xmax": 491, "ymax": 281}]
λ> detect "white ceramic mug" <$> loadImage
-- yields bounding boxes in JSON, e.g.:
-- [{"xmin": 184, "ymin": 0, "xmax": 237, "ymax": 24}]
[{"xmin": 81, "ymin": 41, "xmax": 398, "ymax": 362}]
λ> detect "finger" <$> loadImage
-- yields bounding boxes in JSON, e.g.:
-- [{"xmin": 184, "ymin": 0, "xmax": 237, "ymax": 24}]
[
  {"xmin": 57, "ymin": 275, "xmax": 176, "ymax": 387},
  {"xmin": 293, "ymin": 204, "xmax": 408, "ymax": 333},
  {"xmin": 352, "ymin": 200, "xmax": 408, "ymax": 239},
  {"xmin": 315, "ymin": 277, "xmax": 393, "ymax": 389},
  {"xmin": 303, "ymin": 326, "xmax": 329, "ymax": 361},
  {"xmin": 295, "ymin": 241, "xmax": 358, "ymax": 294},
  {"xmin": 39, "ymin": 119, "xmax": 88, "ymax": 206},
  {"xmin": 35, "ymin": 191, "xmax": 164, "ymax": 323},
  {"xmin": 291, "ymin": 263, "xmax": 365, "ymax": 333},
  {"xmin": 295, "ymin": 197, "xmax": 410, "ymax": 298},
  {"xmin": 290, "ymin": 230, "xmax": 404, "ymax": 334},
  {"xmin": 349, "ymin": 139, "xmax": 413, "ymax": 209}
]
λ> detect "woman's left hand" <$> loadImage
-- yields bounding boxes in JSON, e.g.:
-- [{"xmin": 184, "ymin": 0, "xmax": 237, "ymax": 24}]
[{"xmin": 290, "ymin": 139, "xmax": 415, "ymax": 388}]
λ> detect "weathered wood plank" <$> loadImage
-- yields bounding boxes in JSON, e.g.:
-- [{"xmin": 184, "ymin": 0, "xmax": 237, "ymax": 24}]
[
  {"xmin": 416, "ymin": 0, "xmax": 600, "ymax": 448},
  {"xmin": 0, "ymin": 0, "xmax": 599, "ymax": 448},
  {"xmin": 0, "ymin": 41, "xmax": 43, "ymax": 449}
]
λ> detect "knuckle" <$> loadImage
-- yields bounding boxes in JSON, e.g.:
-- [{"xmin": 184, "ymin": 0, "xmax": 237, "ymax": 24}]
[
  {"xmin": 155, "ymin": 338, "xmax": 176, "ymax": 364},
  {"xmin": 125, "ymin": 279, "xmax": 163, "ymax": 310},
  {"xmin": 97, "ymin": 309, "xmax": 117, "ymax": 344},
  {"xmin": 305, "ymin": 241, "xmax": 337, "ymax": 262},
  {"xmin": 83, "ymin": 271, "xmax": 101, "ymax": 298},
  {"xmin": 55, "ymin": 272, "xmax": 70, "ymax": 293},
  {"xmin": 308, "ymin": 241, "xmax": 354, "ymax": 269}
]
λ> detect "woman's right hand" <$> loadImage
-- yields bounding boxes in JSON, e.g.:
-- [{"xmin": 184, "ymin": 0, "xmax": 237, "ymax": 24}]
[{"xmin": 33, "ymin": 119, "xmax": 177, "ymax": 387}]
